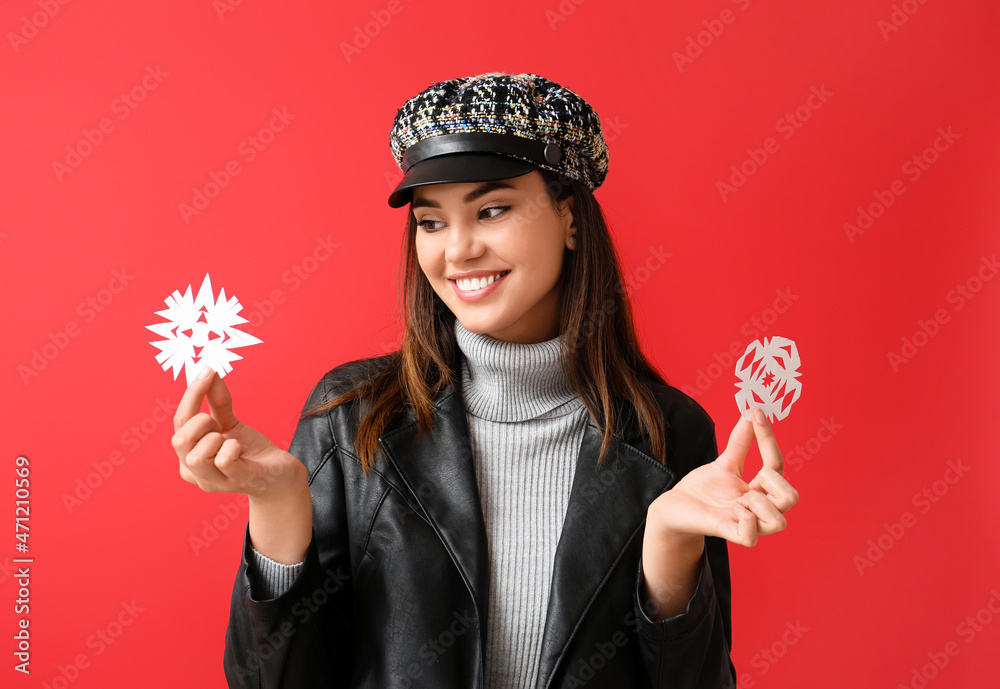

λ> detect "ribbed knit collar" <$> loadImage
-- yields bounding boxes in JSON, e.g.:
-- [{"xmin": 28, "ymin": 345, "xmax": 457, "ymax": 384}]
[{"xmin": 454, "ymin": 319, "xmax": 583, "ymax": 422}]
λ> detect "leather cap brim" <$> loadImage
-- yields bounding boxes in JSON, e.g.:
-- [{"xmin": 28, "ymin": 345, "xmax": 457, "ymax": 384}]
[{"xmin": 387, "ymin": 153, "xmax": 538, "ymax": 208}]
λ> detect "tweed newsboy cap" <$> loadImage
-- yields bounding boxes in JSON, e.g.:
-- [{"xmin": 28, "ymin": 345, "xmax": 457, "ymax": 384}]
[{"xmin": 387, "ymin": 72, "xmax": 609, "ymax": 208}]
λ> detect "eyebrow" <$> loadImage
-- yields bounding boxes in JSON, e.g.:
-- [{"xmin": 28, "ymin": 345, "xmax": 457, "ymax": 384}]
[{"xmin": 410, "ymin": 180, "xmax": 518, "ymax": 209}]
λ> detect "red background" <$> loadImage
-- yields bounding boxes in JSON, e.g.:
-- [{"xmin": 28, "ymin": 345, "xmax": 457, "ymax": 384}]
[{"xmin": 3, "ymin": 0, "xmax": 999, "ymax": 687}]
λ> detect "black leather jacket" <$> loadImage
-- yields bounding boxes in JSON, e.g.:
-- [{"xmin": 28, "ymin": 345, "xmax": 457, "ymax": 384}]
[{"xmin": 224, "ymin": 356, "xmax": 736, "ymax": 688}]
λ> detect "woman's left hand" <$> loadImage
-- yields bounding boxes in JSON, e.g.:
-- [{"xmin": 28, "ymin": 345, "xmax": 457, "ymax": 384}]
[
  {"xmin": 648, "ymin": 406, "xmax": 800, "ymax": 548},
  {"xmin": 639, "ymin": 408, "xmax": 800, "ymax": 620}
]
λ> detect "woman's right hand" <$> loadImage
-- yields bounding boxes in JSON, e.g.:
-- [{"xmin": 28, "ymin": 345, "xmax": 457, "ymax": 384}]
[
  {"xmin": 172, "ymin": 365, "xmax": 306, "ymax": 500},
  {"xmin": 172, "ymin": 365, "xmax": 313, "ymax": 565}
]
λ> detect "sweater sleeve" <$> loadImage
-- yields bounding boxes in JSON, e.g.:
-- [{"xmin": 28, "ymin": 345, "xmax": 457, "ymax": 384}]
[{"xmin": 246, "ymin": 546, "xmax": 305, "ymax": 601}]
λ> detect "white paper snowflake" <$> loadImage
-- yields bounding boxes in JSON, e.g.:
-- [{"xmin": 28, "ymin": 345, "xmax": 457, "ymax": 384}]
[
  {"xmin": 146, "ymin": 273, "xmax": 262, "ymax": 386},
  {"xmin": 734, "ymin": 336, "xmax": 801, "ymax": 422}
]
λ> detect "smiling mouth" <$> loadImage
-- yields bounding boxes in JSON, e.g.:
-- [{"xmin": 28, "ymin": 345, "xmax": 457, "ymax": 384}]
[{"xmin": 450, "ymin": 270, "xmax": 511, "ymax": 292}]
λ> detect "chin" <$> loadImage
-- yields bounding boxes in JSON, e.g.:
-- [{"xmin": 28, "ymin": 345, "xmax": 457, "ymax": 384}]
[
  {"xmin": 455, "ymin": 312, "xmax": 513, "ymax": 337},
  {"xmin": 455, "ymin": 315, "xmax": 496, "ymax": 333}
]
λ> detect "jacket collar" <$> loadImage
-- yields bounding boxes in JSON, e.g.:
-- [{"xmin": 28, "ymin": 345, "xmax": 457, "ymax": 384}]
[{"xmin": 377, "ymin": 373, "xmax": 679, "ymax": 689}]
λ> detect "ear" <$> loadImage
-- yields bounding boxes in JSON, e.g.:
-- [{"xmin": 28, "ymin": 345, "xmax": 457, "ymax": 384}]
[{"xmin": 559, "ymin": 195, "xmax": 577, "ymax": 250}]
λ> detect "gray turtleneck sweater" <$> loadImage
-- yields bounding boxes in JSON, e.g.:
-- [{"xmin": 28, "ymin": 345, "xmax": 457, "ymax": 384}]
[{"xmin": 247, "ymin": 319, "xmax": 589, "ymax": 688}]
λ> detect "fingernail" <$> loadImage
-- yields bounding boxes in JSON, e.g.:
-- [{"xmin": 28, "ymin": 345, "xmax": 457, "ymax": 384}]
[
  {"xmin": 198, "ymin": 365, "xmax": 213, "ymax": 379},
  {"xmin": 753, "ymin": 408, "xmax": 765, "ymax": 424}
]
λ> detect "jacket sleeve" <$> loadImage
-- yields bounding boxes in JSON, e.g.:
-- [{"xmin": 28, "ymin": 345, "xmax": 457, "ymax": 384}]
[
  {"xmin": 223, "ymin": 373, "xmax": 354, "ymax": 689},
  {"xmin": 631, "ymin": 422, "xmax": 737, "ymax": 688}
]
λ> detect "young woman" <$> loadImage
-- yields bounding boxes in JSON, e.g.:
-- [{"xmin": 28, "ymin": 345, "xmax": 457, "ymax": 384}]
[{"xmin": 172, "ymin": 72, "xmax": 799, "ymax": 688}]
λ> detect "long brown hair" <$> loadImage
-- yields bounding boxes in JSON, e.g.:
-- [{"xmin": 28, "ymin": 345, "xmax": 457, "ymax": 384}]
[{"xmin": 303, "ymin": 168, "xmax": 670, "ymax": 476}]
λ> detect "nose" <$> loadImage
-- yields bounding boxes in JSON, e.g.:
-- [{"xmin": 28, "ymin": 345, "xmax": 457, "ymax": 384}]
[{"xmin": 443, "ymin": 217, "xmax": 484, "ymax": 265}]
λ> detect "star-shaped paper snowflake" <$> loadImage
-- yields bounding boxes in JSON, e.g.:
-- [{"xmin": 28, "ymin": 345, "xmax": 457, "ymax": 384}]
[
  {"xmin": 734, "ymin": 336, "xmax": 802, "ymax": 422},
  {"xmin": 146, "ymin": 273, "xmax": 262, "ymax": 385}
]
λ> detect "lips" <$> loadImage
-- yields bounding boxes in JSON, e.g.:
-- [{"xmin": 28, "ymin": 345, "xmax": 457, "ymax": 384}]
[
  {"xmin": 450, "ymin": 270, "xmax": 510, "ymax": 302},
  {"xmin": 452, "ymin": 270, "xmax": 510, "ymax": 291}
]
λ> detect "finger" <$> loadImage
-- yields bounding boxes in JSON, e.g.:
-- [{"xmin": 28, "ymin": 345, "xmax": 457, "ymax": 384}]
[
  {"xmin": 183, "ymin": 432, "xmax": 229, "ymax": 487},
  {"xmin": 748, "ymin": 468, "xmax": 800, "ymax": 513},
  {"xmin": 205, "ymin": 372, "xmax": 240, "ymax": 432},
  {"xmin": 171, "ymin": 413, "xmax": 222, "ymax": 459},
  {"xmin": 214, "ymin": 437, "xmax": 249, "ymax": 481},
  {"xmin": 178, "ymin": 462, "xmax": 197, "ymax": 485},
  {"xmin": 174, "ymin": 364, "xmax": 219, "ymax": 433},
  {"xmin": 750, "ymin": 408, "xmax": 784, "ymax": 475},
  {"xmin": 216, "ymin": 439, "xmax": 276, "ymax": 495},
  {"xmin": 730, "ymin": 500, "xmax": 758, "ymax": 547},
  {"xmin": 718, "ymin": 415, "xmax": 755, "ymax": 478},
  {"xmin": 738, "ymin": 490, "xmax": 788, "ymax": 536}
]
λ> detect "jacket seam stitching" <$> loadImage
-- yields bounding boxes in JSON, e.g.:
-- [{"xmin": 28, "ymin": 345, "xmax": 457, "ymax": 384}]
[
  {"xmin": 361, "ymin": 486, "xmax": 392, "ymax": 554},
  {"xmin": 306, "ymin": 446, "xmax": 337, "ymax": 485},
  {"xmin": 335, "ymin": 443, "xmax": 412, "ymax": 499}
]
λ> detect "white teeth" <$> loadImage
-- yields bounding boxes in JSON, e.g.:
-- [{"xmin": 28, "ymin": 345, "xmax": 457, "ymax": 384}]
[{"xmin": 457, "ymin": 271, "xmax": 506, "ymax": 292}]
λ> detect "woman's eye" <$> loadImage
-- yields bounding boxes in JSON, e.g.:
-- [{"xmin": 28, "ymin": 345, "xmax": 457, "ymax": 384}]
[
  {"xmin": 416, "ymin": 218, "xmax": 443, "ymax": 232},
  {"xmin": 481, "ymin": 205, "xmax": 509, "ymax": 219},
  {"xmin": 416, "ymin": 206, "xmax": 508, "ymax": 232}
]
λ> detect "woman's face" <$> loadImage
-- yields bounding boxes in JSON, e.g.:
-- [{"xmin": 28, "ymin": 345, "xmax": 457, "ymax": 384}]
[{"xmin": 412, "ymin": 170, "xmax": 576, "ymax": 344}]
